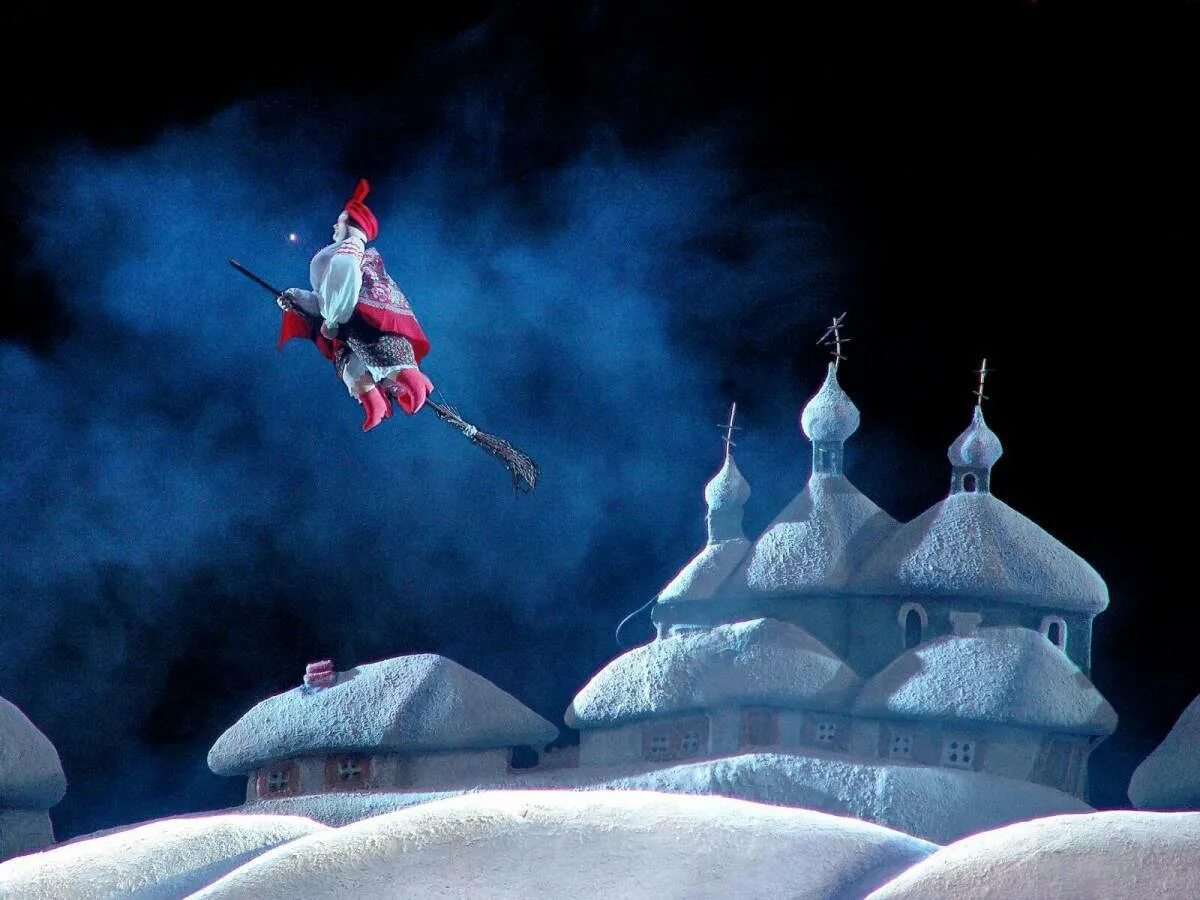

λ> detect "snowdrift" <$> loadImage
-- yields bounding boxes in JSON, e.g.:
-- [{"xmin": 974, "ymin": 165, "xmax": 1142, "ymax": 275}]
[
  {"xmin": 191, "ymin": 790, "xmax": 936, "ymax": 899},
  {"xmin": 0, "ymin": 814, "xmax": 325, "ymax": 899},
  {"xmin": 866, "ymin": 811, "xmax": 1200, "ymax": 899}
]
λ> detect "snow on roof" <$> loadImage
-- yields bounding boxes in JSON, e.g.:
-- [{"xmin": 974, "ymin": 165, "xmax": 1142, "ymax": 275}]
[
  {"xmin": 704, "ymin": 452, "xmax": 751, "ymax": 512},
  {"xmin": 865, "ymin": 811, "xmax": 1200, "ymax": 900},
  {"xmin": 720, "ymin": 474, "xmax": 898, "ymax": 596},
  {"xmin": 850, "ymin": 491, "xmax": 1109, "ymax": 613},
  {"xmin": 566, "ymin": 618, "xmax": 861, "ymax": 728},
  {"xmin": 0, "ymin": 814, "xmax": 324, "ymax": 899},
  {"xmin": 854, "ymin": 626, "xmax": 1117, "ymax": 734},
  {"xmin": 191, "ymin": 791, "xmax": 936, "ymax": 900},
  {"xmin": 657, "ymin": 537, "xmax": 752, "ymax": 601},
  {"xmin": 1129, "ymin": 695, "xmax": 1200, "ymax": 810},
  {"xmin": 801, "ymin": 362, "xmax": 861, "ymax": 443},
  {"xmin": 0, "ymin": 699, "xmax": 66, "ymax": 810},
  {"xmin": 208, "ymin": 655, "xmax": 559, "ymax": 776},
  {"xmin": 948, "ymin": 405, "xmax": 1003, "ymax": 469},
  {"xmin": 225, "ymin": 751, "xmax": 1091, "ymax": 846}
]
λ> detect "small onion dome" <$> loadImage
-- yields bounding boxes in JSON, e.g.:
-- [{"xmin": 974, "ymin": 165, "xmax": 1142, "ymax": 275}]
[
  {"xmin": 948, "ymin": 406, "xmax": 1003, "ymax": 469},
  {"xmin": 801, "ymin": 363, "xmax": 860, "ymax": 444},
  {"xmin": 704, "ymin": 452, "xmax": 751, "ymax": 512}
]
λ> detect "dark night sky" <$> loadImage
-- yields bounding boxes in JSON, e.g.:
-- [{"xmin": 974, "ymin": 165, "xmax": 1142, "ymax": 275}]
[{"xmin": 1, "ymin": 3, "xmax": 1193, "ymax": 840}]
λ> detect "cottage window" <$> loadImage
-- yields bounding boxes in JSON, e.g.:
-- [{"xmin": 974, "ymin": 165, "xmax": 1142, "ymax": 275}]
[
  {"xmin": 940, "ymin": 737, "xmax": 975, "ymax": 770},
  {"xmin": 325, "ymin": 754, "xmax": 371, "ymax": 790},
  {"xmin": 889, "ymin": 733, "xmax": 914, "ymax": 759},
  {"xmin": 741, "ymin": 708, "xmax": 779, "ymax": 748},
  {"xmin": 816, "ymin": 721, "xmax": 838, "ymax": 744},
  {"xmin": 680, "ymin": 731, "xmax": 702, "ymax": 756},
  {"xmin": 649, "ymin": 735, "xmax": 670, "ymax": 757},
  {"xmin": 963, "ymin": 473, "xmax": 978, "ymax": 493},
  {"xmin": 257, "ymin": 761, "xmax": 299, "ymax": 798}
]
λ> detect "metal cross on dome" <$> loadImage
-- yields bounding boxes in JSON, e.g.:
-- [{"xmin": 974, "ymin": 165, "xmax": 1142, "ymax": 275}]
[
  {"xmin": 973, "ymin": 358, "xmax": 992, "ymax": 407},
  {"xmin": 719, "ymin": 402, "xmax": 741, "ymax": 457},
  {"xmin": 817, "ymin": 312, "xmax": 851, "ymax": 368}
]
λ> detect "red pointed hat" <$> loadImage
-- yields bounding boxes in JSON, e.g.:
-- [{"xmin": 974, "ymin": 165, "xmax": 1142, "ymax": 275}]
[{"xmin": 343, "ymin": 179, "xmax": 379, "ymax": 241}]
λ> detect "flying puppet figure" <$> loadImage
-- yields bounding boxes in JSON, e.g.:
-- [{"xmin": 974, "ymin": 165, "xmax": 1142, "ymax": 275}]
[
  {"xmin": 275, "ymin": 179, "xmax": 434, "ymax": 431},
  {"xmin": 230, "ymin": 180, "xmax": 539, "ymax": 492}
]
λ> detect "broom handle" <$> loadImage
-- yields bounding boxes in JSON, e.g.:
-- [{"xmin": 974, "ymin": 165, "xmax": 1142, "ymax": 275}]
[{"xmin": 229, "ymin": 258, "xmax": 455, "ymax": 419}]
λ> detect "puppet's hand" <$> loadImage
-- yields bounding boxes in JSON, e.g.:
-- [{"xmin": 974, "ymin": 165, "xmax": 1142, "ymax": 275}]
[
  {"xmin": 320, "ymin": 321, "xmax": 339, "ymax": 340},
  {"xmin": 392, "ymin": 368, "xmax": 434, "ymax": 415}
]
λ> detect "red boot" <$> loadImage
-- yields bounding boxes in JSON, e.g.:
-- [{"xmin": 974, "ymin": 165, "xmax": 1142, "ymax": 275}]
[
  {"xmin": 392, "ymin": 369, "xmax": 435, "ymax": 414},
  {"xmin": 359, "ymin": 387, "xmax": 390, "ymax": 432}
]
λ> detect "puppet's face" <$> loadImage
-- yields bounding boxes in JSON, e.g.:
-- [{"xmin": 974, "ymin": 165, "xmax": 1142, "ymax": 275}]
[{"xmin": 332, "ymin": 211, "xmax": 349, "ymax": 243}]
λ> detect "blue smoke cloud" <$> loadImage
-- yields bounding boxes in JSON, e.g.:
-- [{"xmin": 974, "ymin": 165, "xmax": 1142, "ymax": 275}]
[{"xmin": 1, "ymin": 91, "xmax": 841, "ymax": 836}]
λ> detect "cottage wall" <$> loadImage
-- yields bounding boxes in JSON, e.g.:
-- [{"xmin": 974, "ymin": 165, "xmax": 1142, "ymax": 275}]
[
  {"xmin": 247, "ymin": 748, "xmax": 514, "ymax": 800},
  {"xmin": 709, "ymin": 708, "xmax": 741, "ymax": 757},
  {"xmin": 579, "ymin": 724, "xmax": 642, "ymax": 767},
  {"xmin": 407, "ymin": 748, "xmax": 510, "ymax": 788}
]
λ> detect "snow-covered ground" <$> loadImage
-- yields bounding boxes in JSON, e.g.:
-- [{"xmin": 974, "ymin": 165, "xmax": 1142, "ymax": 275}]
[
  {"xmin": 865, "ymin": 811, "xmax": 1200, "ymax": 899},
  {"xmin": 233, "ymin": 751, "xmax": 1089, "ymax": 843},
  {"xmin": 191, "ymin": 790, "xmax": 937, "ymax": 900},
  {"xmin": 0, "ymin": 814, "xmax": 325, "ymax": 899}
]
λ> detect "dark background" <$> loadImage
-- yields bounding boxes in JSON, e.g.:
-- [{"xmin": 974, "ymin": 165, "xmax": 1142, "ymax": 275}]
[{"xmin": 1, "ymin": 3, "xmax": 1192, "ymax": 840}]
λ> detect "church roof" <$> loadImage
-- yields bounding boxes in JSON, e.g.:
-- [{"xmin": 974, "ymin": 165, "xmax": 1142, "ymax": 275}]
[
  {"xmin": 850, "ymin": 492, "xmax": 1108, "ymax": 613},
  {"xmin": 853, "ymin": 626, "xmax": 1117, "ymax": 734},
  {"xmin": 720, "ymin": 475, "xmax": 898, "ymax": 597},
  {"xmin": 567, "ymin": 618, "xmax": 861, "ymax": 729}
]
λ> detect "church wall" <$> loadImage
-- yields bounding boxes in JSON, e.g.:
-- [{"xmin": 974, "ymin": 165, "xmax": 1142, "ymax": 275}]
[
  {"xmin": 778, "ymin": 710, "xmax": 805, "ymax": 748},
  {"xmin": 845, "ymin": 597, "xmax": 1095, "ymax": 678},
  {"xmin": 847, "ymin": 597, "xmax": 911, "ymax": 676},
  {"xmin": 848, "ymin": 718, "xmax": 880, "ymax": 758},
  {"xmin": 972, "ymin": 725, "xmax": 1041, "ymax": 781}
]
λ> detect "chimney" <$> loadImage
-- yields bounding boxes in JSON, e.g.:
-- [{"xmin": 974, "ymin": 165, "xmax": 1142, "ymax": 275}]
[
  {"xmin": 949, "ymin": 611, "xmax": 983, "ymax": 637},
  {"xmin": 304, "ymin": 659, "xmax": 336, "ymax": 689}
]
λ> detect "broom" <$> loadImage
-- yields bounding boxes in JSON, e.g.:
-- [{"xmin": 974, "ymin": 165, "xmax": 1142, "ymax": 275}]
[{"xmin": 231, "ymin": 259, "xmax": 540, "ymax": 493}]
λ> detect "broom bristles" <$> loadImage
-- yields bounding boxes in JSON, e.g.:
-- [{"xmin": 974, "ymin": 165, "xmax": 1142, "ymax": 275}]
[{"xmin": 396, "ymin": 390, "xmax": 540, "ymax": 493}]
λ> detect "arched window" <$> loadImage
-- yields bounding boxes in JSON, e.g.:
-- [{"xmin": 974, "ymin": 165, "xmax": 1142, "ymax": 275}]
[
  {"xmin": 963, "ymin": 473, "xmax": 978, "ymax": 493},
  {"xmin": 1040, "ymin": 615, "xmax": 1068, "ymax": 651},
  {"xmin": 897, "ymin": 603, "xmax": 928, "ymax": 649}
]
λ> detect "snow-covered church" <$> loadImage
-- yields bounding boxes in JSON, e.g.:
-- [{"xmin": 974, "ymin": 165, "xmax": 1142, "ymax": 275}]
[
  {"xmin": 201, "ymin": 360, "xmax": 1119, "ymax": 842},
  {"xmin": 568, "ymin": 362, "xmax": 1116, "ymax": 799}
]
